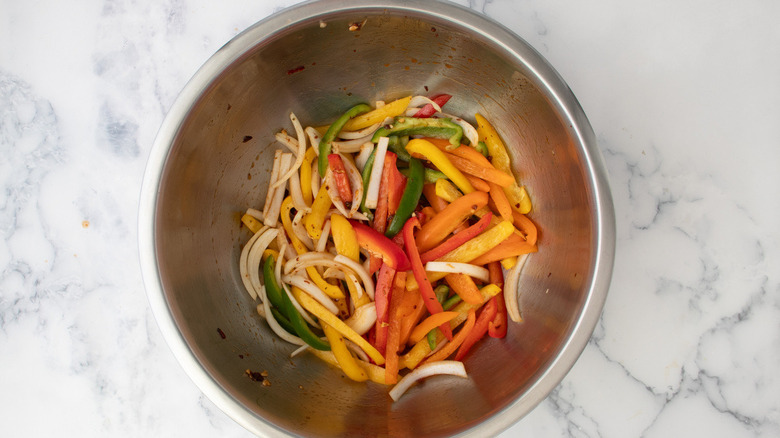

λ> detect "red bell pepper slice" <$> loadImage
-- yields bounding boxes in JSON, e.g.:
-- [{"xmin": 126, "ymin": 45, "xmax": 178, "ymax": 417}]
[
  {"xmin": 419, "ymin": 212, "xmax": 493, "ymax": 264},
  {"xmin": 373, "ymin": 263, "xmax": 396, "ymax": 355},
  {"xmin": 402, "ymin": 216, "xmax": 453, "ymax": 341},
  {"xmin": 350, "ymin": 220, "xmax": 410, "ymax": 271},
  {"xmin": 412, "ymin": 94, "xmax": 452, "ymax": 118},
  {"xmin": 487, "ymin": 261, "xmax": 507, "ymax": 338},
  {"xmin": 455, "ymin": 296, "xmax": 498, "ymax": 360},
  {"xmin": 387, "ymin": 159, "xmax": 407, "ymax": 215},
  {"xmin": 372, "ymin": 152, "xmax": 396, "ymax": 234},
  {"xmin": 327, "ymin": 154, "xmax": 353, "ymax": 206}
]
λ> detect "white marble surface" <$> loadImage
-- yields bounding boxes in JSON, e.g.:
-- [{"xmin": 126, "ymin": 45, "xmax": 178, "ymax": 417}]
[{"xmin": 1, "ymin": 0, "xmax": 778, "ymax": 436}]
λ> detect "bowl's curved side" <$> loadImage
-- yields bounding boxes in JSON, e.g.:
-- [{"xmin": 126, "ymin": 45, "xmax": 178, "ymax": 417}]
[{"xmin": 139, "ymin": 1, "xmax": 615, "ymax": 437}]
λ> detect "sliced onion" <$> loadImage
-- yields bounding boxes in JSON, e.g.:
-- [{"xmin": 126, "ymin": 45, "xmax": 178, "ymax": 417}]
[
  {"xmin": 364, "ymin": 136, "xmax": 388, "ymax": 209},
  {"xmin": 276, "ymin": 225, "xmax": 297, "ymax": 260},
  {"xmin": 274, "ymin": 242, "xmax": 287, "ymax": 292},
  {"xmin": 292, "ymin": 209, "xmax": 315, "ymax": 251},
  {"xmin": 333, "ymin": 134, "xmax": 375, "ymax": 153},
  {"xmin": 264, "ymin": 152, "xmax": 292, "ymax": 227},
  {"xmin": 245, "ymin": 208, "xmax": 263, "ymax": 221},
  {"xmin": 323, "ymin": 168, "xmax": 350, "ymax": 217},
  {"xmin": 274, "ymin": 131, "xmax": 299, "ymax": 155},
  {"xmin": 344, "ymin": 303, "xmax": 376, "ymax": 335},
  {"xmin": 355, "ymin": 142, "xmax": 374, "ymax": 172},
  {"xmin": 283, "ymin": 274, "xmax": 340, "ymax": 315},
  {"xmin": 262, "ymin": 150, "xmax": 283, "ymax": 218},
  {"xmin": 340, "ymin": 154, "xmax": 364, "ymax": 218},
  {"xmin": 389, "ymin": 361, "xmax": 467, "ymax": 402},
  {"xmin": 436, "ymin": 113, "xmax": 479, "ymax": 147},
  {"xmin": 322, "ymin": 267, "xmax": 346, "ymax": 280},
  {"xmin": 305, "ymin": 126, "xmax": 321, "ymax": 153},
  {"xmin": 316, "ymin": 219, "xmax": 331, "ymax": 252},
  {"xmin": 288, "ymin": 168, "xmax": 308, "ymax": 213},
  {"xmin": 310, "ymin": 162, "xmax": 321, "ymax": 197},
  {"xmin": 344, "ymin": 340, "xmax": 370, "ymax": 362},
  {"xmin": 504, "ymin": 253, "xmax": 529, "ymax": 322},
  {"xmin": 283, "ymin": 251, "xmax": 336, "ymax": 274},
  {"xmin": 290, "ymin": 343, "xmax": 309, "ymax": 358},
  {"xmin": 284, "ymin": 283, "xmax": 320, "ymax": 328},
  {"xmin": 424, "ymin": 262, "xmax": 490, "ymax": 283},
  {"xmin": 409, "ymin": 95, "xmax": 443, "ymax": 113},
  {"xmin": 345, "ymin": 273, "xmax": 364, "ymax": 299},
  {"xmin": 247, "ymin": 228, "xmax": 279, "ymax": 301},
  {"xmin": 337, "ymin": 121, "xmax": 382, "ymax": 139},
  {"xmin": 333, "ymin": 255, "xmax": 375, "ymax": 299},
  {"xmin": 239, "ymin": 226, "xmax": 269, "ymax": 300}
]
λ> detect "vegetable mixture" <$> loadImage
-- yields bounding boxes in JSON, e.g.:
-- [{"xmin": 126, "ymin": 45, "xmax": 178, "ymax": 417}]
[{"xmin": 238, "ymin": 94, "xmax": 538, "ymax": 401}]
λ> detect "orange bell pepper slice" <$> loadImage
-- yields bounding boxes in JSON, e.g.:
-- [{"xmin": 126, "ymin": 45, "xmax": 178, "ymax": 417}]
[
  {"xmin": 415, "ymin": 191, "xmax": 489, "ymax": 252},
  {"xmin": 421, "ymin": 309, "xmax": 476, "ymax": 365},
  {"xmin": 408, "ymin": 311, "xmax": 460, "ymax": 345}
]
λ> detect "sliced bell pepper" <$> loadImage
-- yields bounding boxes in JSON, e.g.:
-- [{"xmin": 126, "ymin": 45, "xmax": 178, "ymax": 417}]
[
  {"xmin": 488, "ymin": 180, "xmax": 514, "ymax": 222},
  {"xmin": 421, "ymin": 309, "xmax": 476, "ymax": 364},
  {"xmin": 343, "ymin": 96, "xmax": 411, "ymax": 131},
  {"xmin": 373, "ymin": 263, "xmax": 396, "ymax": 355},
  {"xmin": 398, "ymin": 285, "xmax": 427, "ymax": 347},
  {"xmin": 422, "ymin": 183, "xmax": 448, "ymax": 213},
  {"xmin": 415, "ymin": 191, "xmax": 488, "ymax": 252},
  {"xmin": 405, "ymin": 139, "xmax": 473, "ymax": 194},
  {"xmin": 273, "ymin": 275, "xmax": 330, "ymax": 351},
  {"xmin": 475, "ymin": 113, "xmax": 532, "ymax": 214},
  {"xmin": 420, "ymin": 212, "xmax": 492, "ymax": 264},
  {"xmin": 262, "ymin": 254, "xmax": 285, "ymax": 310},
  {"xmin": 318, "ymin": 103, "xmax": 372, "ymax": 175},
  {"xmin": 349, "ymin": 220, "xmax": 410, "ymax": 271},
  {"xmin": 402, "ymin": 216, "xmax": 453, "ymax": 341},
  {"xmin": 308, "ymin": 349, "xmax": 388, "ymax": 386},
  {"xmin": 413, "ymin": 94, "xmax": 452, "ymax": 118},
  {"xmin": 327, "ymin": 154, "xmax": 353, "ymax": 207},
  {"xmin": 455, "ymin": 298, "xmax": 498, "ymax": 360},
  {"xmin": 303, "ymin": 184, "xmax": 332, "ymax": 240},
  {"xmin": 359, "ymin": 146, "xmax": 377, "ymax": 218},
  {"xmin": 241, "ymin": 213, "xmax": 263, "ymax": 234},
  {"xmin": 487, "ymin": 261, "xmax": 507, "ymax": 338},
  {"xmin": 385, "ymin": 157, "xmax": 424, "ymax": 237},
  {"xmin": 442, "ymin": 151, "xmax": 515, "ymax": 187},
  {"xmin": 330, "ymin": 213, "xmax": 359, "ymax": 262},
  {"xmin": 387, "ymin": 136, "xmax": 412, "ymax": 162},
  {"xmin": 372, "ymin": 152, "xmax": 397, "ymax": 234},
  {"xmin": 291, "ymin": 286, "xmax": 385, "ymax": 365},
  {"xmin": 468, "ymin": 232, "xmax": 537, "ymax": 266},
  {"xmin": 321, "ymin": 322, "xmax": 368, "ymax": 382},
  {"xmin": 439, "ymin": 220, "xmax": 515, "ymax": 264},
  {"xmin": 373, "ymin": 116, "xmax": 463, "ymax": 148},
  {"xmin": 384, "ymin": 270, "xmax": 407, "ymax": 384},
  {"xmin": 408, "ymin": 311, "xmax": 459, "ymax": 345},
  {"xmin": 387, "ymin": 154, "xmax": 408, "ymax": 215},
  {"xmin": 444, "ymin": 273, "xmax": 483, "ymax": 305}
]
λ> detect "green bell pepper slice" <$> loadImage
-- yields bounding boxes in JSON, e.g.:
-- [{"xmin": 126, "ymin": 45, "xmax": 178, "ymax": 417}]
[
  {"xmin": 318, "ymin": 103, "xmax": 372, "ymax": 175},
  {"xmin": 371, "ymin": 117, "xmax": 463, "ymax": 148},
  {"xmin": 385, "ymin": 157, "xmax": 424, "ymax": 237}
]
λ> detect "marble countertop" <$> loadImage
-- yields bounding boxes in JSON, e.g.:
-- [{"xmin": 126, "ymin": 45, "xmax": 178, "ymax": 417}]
[{"xmin": 2, "ymin": 0, "xmax": 778, "ymax": 436}]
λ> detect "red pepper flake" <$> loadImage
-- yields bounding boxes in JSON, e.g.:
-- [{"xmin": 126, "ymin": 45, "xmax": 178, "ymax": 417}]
[
  {"xmin": 287, "ymin": 65, "xmax": 305, "ymax": 75},
  {"xmin": 217, "ymin": 328, "xmax": 226, "ymax": 339}
]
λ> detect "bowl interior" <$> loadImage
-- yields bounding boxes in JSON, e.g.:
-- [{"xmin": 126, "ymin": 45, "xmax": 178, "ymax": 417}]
[{"xmin": 149, "ymin": 3, "xmax": 610, "ymax": 437}]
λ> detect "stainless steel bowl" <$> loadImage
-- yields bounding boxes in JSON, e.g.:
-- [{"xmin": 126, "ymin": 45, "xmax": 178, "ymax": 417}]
[{"xmin": 139, "ymin": 1, "xmax": 615, "ymax": 436}]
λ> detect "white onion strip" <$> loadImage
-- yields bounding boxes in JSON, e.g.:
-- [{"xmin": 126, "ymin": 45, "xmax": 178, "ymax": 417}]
[
  {"xmin": 436, "ymin": 112, "xmax": 479, "ymax": 147},
  {"xmin": 364, "ymin": 136, "xmax": 388, "ymax": 209},
  {"xmin": 344, "ymin": 303, "xmax": 376, "ymax": 335},
  {"xmin": 262, "ymin": 150, "xmax": 282, "ymax": 218},
  {"xmin": 272, "ymin": 112, "xmax": 307, "ymax": 189},
  {"xmin": 245, "ymin": 208, "xmax": 263, "ymax": 221},
  {"xmin": 345, "ymin": 273, "xmax": 364, "ymax": 299},
  {"xmin": 337, "ymin": 121, "xmax": 383, "ymax": 139},
  {"xmin": 284, "ymin": 283, "xmax": 320, "ymax": 328},
  {"xmin": 283, "ymin": 275, "xmax": 340, "ymax": 315},
  {"xmin": 260, "ymin": 282, "xmax": 305, "ymax": 346},
  {"xmin": 305, "ymin": 126, "xmax": 321, "ymax": 153},
  {"xmin": 316, "ymin": 220, "xmax": 331, "ymax": 253},
  {"xmin": 504, "ymin": 253, "xmax": 529, "ymax": 322},
  {"xmin": 340, "ymin": 154, "xmax": 364, "ymax": 218},
  {"xmin": 345, "ymin": 340, "xmax": 370, "ymax": 362},
  {"xmin": 424, "ymin": 262, "xmax": 490, "ymax": 283},
  {"xmin": 323, "ymin": 168, "xmax": 350, "ymax": 217},
  {"xmin": 292, "ymin": 209, "xmax": 315, "ymax": 251},
  {"xmin": 239, "ymin": 226, "xmax": 269, "ymax": 300},
  {"xmin": 333, "ymin": 134, "xmax": 375, "ymax": 153},
  {"xmin": 246, "ymin": 228, "xmax": 279, "ymax": 301},
  {"xmin": 264, "ymin": 152, "xmax": 292, "ymax": 227},
  {"xmin": 355, "ymin": 142, "xmax": 374, "ymax": 172},
  {"xmin": 310, "ymin": 162, "xmax": 321, "ymax": 198},
  {"xmin": 389, "ymin": 361, "xmax": 467, "ymax": 402},
  {"xmin": 333, "ymin": 255, "xmax": 375, "ymax": 299},
  {"xmin": 288, "ymin": 168, "xmax": 308, "ymax": 213},
  {"xmin": 274, "ymin": 242, "xmax": 287, "ymax": 292},
  {"xmin": 274, "ymin": 131, "xmax": 299, "ymax": 155},
  {"xmin": 322, "ymin": 267, "xmax": 346, "ymax": 280},
  {"xmin": 409, "ymin": 95, "xmax": 443, "ymax": 113}
]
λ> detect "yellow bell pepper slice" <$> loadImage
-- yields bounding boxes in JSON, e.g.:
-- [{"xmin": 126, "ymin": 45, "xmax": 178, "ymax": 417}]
[
  {"xmin": 282, "ymin": 197, "xmax": 345, "ymax": 300},
  {"xmin": 342, "ymin": 96, "xmax": 412, "ymax": 131},
  {"xmin": 400, "ymin": 284, "xmax": 501, "ymax": 369},
  {"xmin": 303, "ymin": 184, "xmax": 332, "ymax": 241},
  {"xmin": 406, "ymin": 139, "xmax": 474, "ymax": 194},
  {"xmin": 299, "ymin": 147, "xmax": 317, "ymax": 206},
  {"xmin": 241, "ymin": 213, "xmax": 263, "ymax": 234},
  {"xmin": 475, "ymin": 113, "xmax": 532, "ymax": 214},
  {"xmin": 291, "ymin": 287, "xmax": 385, "ymax": 365},
  {"xmin": 321, "ymin": 322, "xmax": 368, "ymax": 382},
  {"xmin": 330, "ymin": 214, "xmax": 371, "ymax": 307},
  {"xmin": 308, "ymin": 349, "xmax": 388, "ymax": 385}
]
